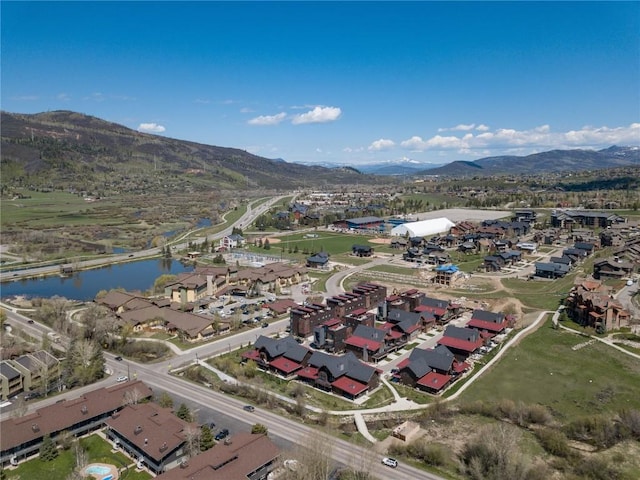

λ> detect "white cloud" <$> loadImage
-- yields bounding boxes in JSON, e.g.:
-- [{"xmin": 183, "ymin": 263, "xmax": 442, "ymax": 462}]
[
  {"xmin": 368, "ymin": 138, "xmax": 396, "ymax": 151},
  {"xmin": 240, "ymin": 107, "xmax": 254, "ymax": 113},
  {"xmin": 343, "ymin": 146, "xmax": 364, "ymax": 153},
  {"xmin": 438, "ymin": 123, "xmax": 476, "ymax": 132},
  {"xmin": 248, "ymin": 112, "xmax": 287, "ymax": 126},
  {"xmin": 57, "ymin": 93, "xmax": 70, "ymax": 101},
  {"xmin": 291, "ymin": 106, "xmax": 341, "ymax": 125},
  {"xmin": 400, "ymin": 123, "xmax": 640, "ymax": 153},
  {"xmin": 400, "ymin": 136, "xmax": 427, "ymax": 150},
  {"xmin": 137, "ymin": 123, "xmax": 166, "ymax": 133}
]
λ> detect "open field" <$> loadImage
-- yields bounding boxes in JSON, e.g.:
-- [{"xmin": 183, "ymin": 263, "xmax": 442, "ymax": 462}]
[{"xmin": 458, "ymin": 321, "xmax": 640, "ymax": 422}]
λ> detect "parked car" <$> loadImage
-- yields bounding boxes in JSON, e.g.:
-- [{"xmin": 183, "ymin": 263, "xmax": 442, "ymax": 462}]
[
  {"xmin": 27, "ymin": 319, "xmax": 34, "ymax": 324},
  {"xmin": 261, "ymin": 322, "xmax": 269, "ymax": 328},
  {"xmin": 243, "ymin": 405, "xmax": 255, "ymax": 412},
  {"xmin": 24, "ymin": 392, "xmax": 41, "ymax": 401},
  {"xmin": 116, "ymin": 375, "xmax": 128, "ymax": 382},
  {"xmin": 215, "ymin": 428, "xmax": 230, "ymax": 440},
  {"xmin": 114, "ymin": 356, "xmax": 123, "ymax": 361},
  {"xmin": 381, "ymin": 457, "xmax": 398, "ymax": 468}
]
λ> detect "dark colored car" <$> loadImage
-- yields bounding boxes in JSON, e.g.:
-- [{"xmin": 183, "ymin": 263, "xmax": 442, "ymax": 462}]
[
  {"xmin": 24, "ymin": 392, "xmax": 41, "ymax": 401},
  {"xmin": 114, "ymin": 356, "xmax": 123, "ymax": 361},
  {"xmin": 243, "ymin": 405, "xmax": 255, "ymax": 412},
  {"xmin": 261, "ymin": 322, "xmax": 269, "ymax": 328},
  {"xmin": 215, "ymin": 429, "xmax": 230, "ymax": 441}
]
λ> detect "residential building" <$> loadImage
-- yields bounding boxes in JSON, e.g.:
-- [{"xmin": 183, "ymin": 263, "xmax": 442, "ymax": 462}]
[
  {"xmin": 105, "ymin": 403, "xmax": 196, "ymax": 474},
  {"xmin": 154, "ymin": 433, "xmax": 279, "ymax": 480},
  {"xmin": 297, "ymin": 351, "xmax": 380, "ymax": 400},
  {"xmin": 0, "ymin": 362, "xmax": 23, "ymax": 401},
  {"xmin": 0, "ymin": 381, "xmax": 153, "ymax": 465}
]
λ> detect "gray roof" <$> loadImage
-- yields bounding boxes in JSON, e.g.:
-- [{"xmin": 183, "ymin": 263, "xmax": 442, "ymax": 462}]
[
  {"xmin": 443, "ymin": 325, "xmax": 480, "ymax": 342},
  {"xmin": 471, "ymin": 309, "xmax": 505, "ymax": 324},
  {"xmin": 352, "ymin": 325, "xmax": 386, "ymax": 343},
  {"xmin": 255, "ymin": 336, "xmax": 309, "ymax": 362},
  {"xmin": 346, "ymin": 216, "xmax": 384, "ymax": 225},
  {"xmin": 387, "ymin": 308, "xmax": 421, "ymax": 324},
  {"xmin": 15, "ymin": 355, "xmax": 42, "ymax": 373},
  {"xmin": 405, "ymin": 345, "xmax": 455, "ymax": 377},
  {"xmin": 419, "ymin": 297, "xmax": 449, "ymax": 309},
  {"xmin": 307, "ymin": 351, "xmax": 376, "ymax": 383},
  {"xmin": 0, "ymin": 361, "xmax": 21, "ymax": 380}
]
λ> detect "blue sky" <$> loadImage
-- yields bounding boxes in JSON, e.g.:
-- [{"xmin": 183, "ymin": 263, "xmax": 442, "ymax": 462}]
[{"xmin": 2, "ymin": 1, "xmax": 639, "ymax": 166}]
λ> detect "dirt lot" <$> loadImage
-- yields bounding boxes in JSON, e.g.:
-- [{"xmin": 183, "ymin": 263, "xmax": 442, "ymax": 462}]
[{"xmin": 404, "ymin": 208, "xmax": 511, "ymax": 223}]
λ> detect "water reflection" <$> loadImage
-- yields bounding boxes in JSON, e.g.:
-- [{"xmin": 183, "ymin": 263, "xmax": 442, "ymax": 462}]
[{"xmin": 1, "ymin": 258, "xmax": 194, "ymax": 301}]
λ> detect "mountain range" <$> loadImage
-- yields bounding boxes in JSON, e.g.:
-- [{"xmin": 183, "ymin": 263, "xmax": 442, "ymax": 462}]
[
  {"xmin": 416, "ymin": 146, "xmax": 640, "ymax": 177},
  {"xmin": 1, "ymin": 111, "xmax": 638, "ymax": 192}
]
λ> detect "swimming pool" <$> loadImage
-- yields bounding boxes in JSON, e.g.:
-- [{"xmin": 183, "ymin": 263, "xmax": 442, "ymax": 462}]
[{"xmin": 85, "ymin": 465, "xmax": 111, "ymax": 475}]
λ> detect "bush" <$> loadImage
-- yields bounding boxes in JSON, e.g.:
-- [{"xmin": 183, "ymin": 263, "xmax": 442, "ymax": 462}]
[
  {"xmin": 573, "ymin": 456, "xmax": 621, "ymax": 480},
  {"xmin": 565, "ymin": 415, "xmax": 625, "ymax": 449},
  {"xmin": 535, "ymin": 428, "xmax": 572, "ymax": 458}
]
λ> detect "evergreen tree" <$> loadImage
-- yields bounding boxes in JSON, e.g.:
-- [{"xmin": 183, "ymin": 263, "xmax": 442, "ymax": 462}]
[
  {"xmin": 200, "ymin": 425, "xmax": 214, "ymax": 451},
  {"xmin": 264, "ymin": 239, "xmax": 271, "ymax": 250},
  {"xmin": 39, "ymin": 434, "xmax": 58, "ymax": 461},
  {"xmin": 157, "ymin": 392, "xmax": 174, "ymax": 409},
  {"xmin": 176, "ymin": 403, "xmax": 192, "ymax": 422},
  {"xmin": 251, "ymin": 423, "xmax": 268, "ymax": 435}
]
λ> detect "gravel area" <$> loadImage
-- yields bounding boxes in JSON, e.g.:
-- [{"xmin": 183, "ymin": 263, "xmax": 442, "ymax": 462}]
[{"xmin": 404, "ymin": 208, "xmax": 512, "ymax": 223}]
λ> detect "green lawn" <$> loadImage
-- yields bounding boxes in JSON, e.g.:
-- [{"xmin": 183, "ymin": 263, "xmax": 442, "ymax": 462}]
[
  {"xmin": 1, "ymin": 191, "xmax": 122, "ymax": 226},
  {"xmin": 459, "ymin": 321, "xmax": 640, "ymax": 422},
  {"xmin": 6, "ymin": 433, "xmax": 151, "ymax": 480}
]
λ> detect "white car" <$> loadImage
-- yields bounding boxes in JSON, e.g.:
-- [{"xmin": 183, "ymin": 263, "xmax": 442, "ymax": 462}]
[
  {"xmin": 381, "ymin": 457, "xmax": 398, "ymax": 468},
  {"xmin": 116, "ymin": 375, "xmax": 128, "ymax": 382}
]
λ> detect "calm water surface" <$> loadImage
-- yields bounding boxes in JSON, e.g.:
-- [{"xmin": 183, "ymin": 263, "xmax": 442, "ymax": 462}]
[{"xmin": 0, "ymin": 258, "xmax": 194, "ymax": 301}]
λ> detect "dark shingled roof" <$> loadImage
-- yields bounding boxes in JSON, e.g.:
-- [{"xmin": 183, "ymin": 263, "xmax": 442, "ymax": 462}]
[
  {"xmin": 254, "ymin": 335, "xmax": 309, "ymax": 362},
  {"xmin": 307, "ymin": 351, "xmax": 377, "ymax": 384}
]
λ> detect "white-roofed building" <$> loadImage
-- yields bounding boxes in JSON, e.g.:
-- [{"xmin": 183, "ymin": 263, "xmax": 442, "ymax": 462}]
[{"xmin": 390, "ymin": 217, "xmax": 455, "ymax": 238}]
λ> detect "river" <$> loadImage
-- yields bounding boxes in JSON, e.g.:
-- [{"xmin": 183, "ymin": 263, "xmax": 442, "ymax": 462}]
[{"xmin": 0, "ymin": 258, "xmax": 194, "ymax": 302}]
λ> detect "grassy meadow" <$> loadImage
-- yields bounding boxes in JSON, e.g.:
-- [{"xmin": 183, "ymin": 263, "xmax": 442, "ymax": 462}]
[{"xmin": 458, "ymin": 321, "xmax": 640, "ymax": 422}]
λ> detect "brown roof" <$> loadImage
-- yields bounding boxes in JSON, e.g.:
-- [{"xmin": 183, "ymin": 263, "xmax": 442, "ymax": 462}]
[
  {"xmin": 154, "ymin": 433, "xmax": 279, "ymax": 480},
  {"xmin": 118, "ymin": 305, "xmax": 215, "ymax": 338},
  {"xmin": 97, "ymin": 291, "xmax": 141, "ymax": 309},
  {"xmin": 106, "ymin": 403, "xmax": 195, "ymax": 463},
  {"xmin": 0, "ymin": 380, "xmax": 153, "ymax": 453},
  {"xmin": 267, "ymin": 298, "xmax": 299, "ymax": 315}
]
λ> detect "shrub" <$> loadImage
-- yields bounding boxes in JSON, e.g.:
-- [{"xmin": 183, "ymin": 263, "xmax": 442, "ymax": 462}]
[
  {"xmin": 565, "ymin": 415, "xmax": 625, "ymax": 449},
  {"xmin": 535, "ymin": 428, "xmax": 572, "ymax": 458},
  {"xmin": 573, "ymin": 456, "xmax": 621, "ymax": 480}
]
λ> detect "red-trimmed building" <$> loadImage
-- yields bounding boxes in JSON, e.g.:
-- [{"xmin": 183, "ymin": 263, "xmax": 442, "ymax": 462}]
[
  {"xmin": 437, "ymin": 325, "xmax": 484, "ymax": 359},
  {"xmin": 415, "ymin": 296, "xmax": 458, "ymax": 324},
  {"xmin": 466, "ymin": 309, "xmax": 509, "ymax": 336},
  {"xmin": 396, "ymin": 345, "xmax": 470, "ymax": 394},
  {"xmin": 296, "ymin": 351, "xmax": 380, "ymax": 400},
  {"xmin": 242, "ymin": 336, "xmax": 311, "ymax": 378}
]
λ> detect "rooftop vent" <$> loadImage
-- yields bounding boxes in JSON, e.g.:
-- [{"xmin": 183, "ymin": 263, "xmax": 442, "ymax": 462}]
[
  {"xmin": 81, "ymin": 405, "xmax": 88, "ymax": 414},
  {"xmin": 134, "ymin": 425, "xmax": 143, "ymax": 434},
  {"xmin": 31, "ymin": 423, "xmax": 40, "ymax": 432},
  {"xmin": 159, "ymin": 442, "xmax": 167, "ymax": 452}
]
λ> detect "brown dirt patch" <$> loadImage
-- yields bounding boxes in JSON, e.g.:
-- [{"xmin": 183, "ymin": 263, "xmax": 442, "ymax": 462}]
[
  {"xmin": 264, "ymin": 237, "xmax": 281, "ymax": 244},
  {"xmin": 369, "ymin": 237, "xmax": 391, "ymax": 245}
]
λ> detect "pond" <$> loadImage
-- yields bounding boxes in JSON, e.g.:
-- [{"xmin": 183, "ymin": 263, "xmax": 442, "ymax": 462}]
[{"xmin": 0, "ymin": 258, "xmax": 194, "ymax": 301}]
